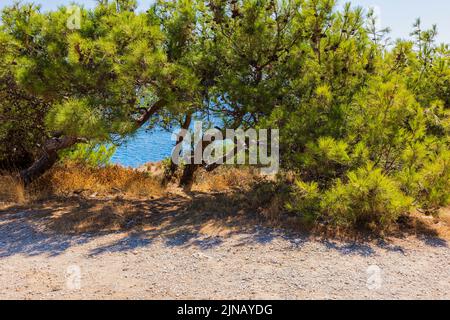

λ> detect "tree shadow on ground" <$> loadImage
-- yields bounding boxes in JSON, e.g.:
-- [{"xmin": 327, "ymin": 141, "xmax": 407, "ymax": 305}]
[{"xmin": 0, "ymin": 191, "xmax": 447, "ymax": 259}]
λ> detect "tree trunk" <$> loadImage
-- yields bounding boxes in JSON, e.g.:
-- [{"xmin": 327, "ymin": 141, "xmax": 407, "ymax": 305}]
[
  {"xmin": 180, "ymin": 137, "xmax": 245, "ymax": 191},
  {"xmin": 179, "ymin": 163, "xmax": 200, "ymax": 191},
  {"xmin": 20, "ymin": 136, "xmax": 84, "ymax": 185},
  {"xmin": 177, "ymin": 125, "xmax": 246, "ymax": 191},
  {"xmin": 178, "ymin": 136, "xmax": 210, "ymax": 191},
  {"xmin": 162, "ymin": 113, "xmax": 192, "ymax": 185},
  {"xmin": 19, "ymin": 149, "xmax": 59, "ymax": 186}
]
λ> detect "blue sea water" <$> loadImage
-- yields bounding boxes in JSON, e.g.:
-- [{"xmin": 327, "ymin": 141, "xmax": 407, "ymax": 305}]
[
  {"xmin": 111, "ymin": 117, "xmax": 224, "ymax": 167},
  {"xmin": 110, "ymin": 128, "xmax": 174, "ymax": 168}
]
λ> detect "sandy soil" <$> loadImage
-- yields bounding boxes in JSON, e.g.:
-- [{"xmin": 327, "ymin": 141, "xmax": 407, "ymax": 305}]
[{"xmin": 0, "ymin": 195, "xmax": 449, "ymax": 300}]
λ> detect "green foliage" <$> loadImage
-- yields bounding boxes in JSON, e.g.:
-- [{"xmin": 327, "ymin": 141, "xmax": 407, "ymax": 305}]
[
  {"xmin": 321, "ymin": 166, "xmax": 414, "ymax": 229},
  {"xmin": 415, "ymin": 152, "xmax": 450, "ymax": 212},
  {"xmin": 61, "ymin": 144, "xmax": 116, "ymax": 167},
  {"xmin": 287, "ymin": 165, "xmax": 415, "ymax": 230},
  {"xmin": 0, "ymin": 17, "xmax": 47, "ymax": 169},
  {"xmin": 300, "ymin": 137, "xmax": 351, "ymax": 183},
  {"xmin": 46, "ymin": 99, "xmax": 108, "ymax": 139},
  {"xmin": 398, "ymin": 150, "xmax": 450, "ymax": 213},
  {"xmin": 286, "ymin": 180, "xmax": 321, "ymax": 224}
]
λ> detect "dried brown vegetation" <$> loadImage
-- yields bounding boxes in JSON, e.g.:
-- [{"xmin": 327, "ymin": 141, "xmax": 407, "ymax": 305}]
[
  {"xmin": 1, "ymin": 163, "xmax": 449, "ymax": 241},
  {"xmin": 10, "ymin": 162, "xmax": 164, "ymax": 201},
  {"xmin": 0, "ymin": 175, "xmax": 26, "ymax": 204}
]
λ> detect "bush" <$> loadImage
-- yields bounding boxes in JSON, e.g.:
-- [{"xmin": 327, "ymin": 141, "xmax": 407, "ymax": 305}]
[
  {"xmin": 299, "ymin": 137, "xmax": 351, "ymax": 183},
  {"xmin": 412, "ymin": 151, "xmax": 450, "ymax": 213},
  {"xmin": 60, "ymin": 144, "xmax": 116, "ymax": 167},
  {"xmin": 417, "ymin": 151, "xmax": 450, "ymax": 212},
  {"xmin": 321, "ymin": 166, "xmax": 414, "ymax": 230},
  {"xmin": 283, "ymin": 72, "xmax": 448, "ymax": 230},
  {"xmin": 287, "ymin": 165, "xmax": 414, "ymax": 230},
  {"xmin": 286, "ymin": 180, "xmax": 321, "ymax": 224}
]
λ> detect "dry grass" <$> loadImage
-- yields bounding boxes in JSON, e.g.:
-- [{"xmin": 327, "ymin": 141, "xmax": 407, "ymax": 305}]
[
  {"xmin": 424, "ymin": 208, "xmax": 450, "ymax": 239},
  {"xmin": 192, "ymin": 166, "xmax": 261, "ymax": 193},
  {"xmin": 373, "ymin": 208, "xmax": 450, "ymax": 241},
  {"xmin": 41, "ymin": 162, "xmax": 165, "ymax": 198},
  {"xmin": 0, "ymin": 193, "xmax": 257, "ymax": 236},
  {"xmin": 259, "ymin": 194, "xmax": 285, "ymax": 222},
  {"xmin": 1, "ymin": 163, "xmax": 261, "ymax": 205},
  {"xmin": 0, "ymin": 163, "xmax": 165, "ymax": 204},
  {"xmin": 1, "ymin": 162, "xmax": 449, "ymax": 241},
  {"xmin": 35, "ymin": 165, "xmax": 271, "ymax": 236},
  {"xmin": 0, "ymin": 175, "xmax": 26, "ymax": 204}
]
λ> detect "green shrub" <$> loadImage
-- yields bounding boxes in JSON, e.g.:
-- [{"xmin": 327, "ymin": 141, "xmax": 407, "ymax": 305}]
[
  {"xmin": 321, "ymin": 165, "xmax": 414, "ymax": 230},
  {"xmin": 286, "ymin": 180, "xmax": 321, "ymax": 224},
  {"xmin": 287, "ymin": 165, "xmax": 414, "ymax": 230},
  {"xmin": 284, "ymin": 74, "xmax": 448, "ymax": 230},
  {"xmin": 414, "ymin": 151, "xmax": 450, "ymax": 213},
  {"xmin": 299, "ymin": 137, "xmax": 351, "ymax": 183},
  {"xmin": 61, "ymin": 144, "xmax": 116, "ymax": 167}
]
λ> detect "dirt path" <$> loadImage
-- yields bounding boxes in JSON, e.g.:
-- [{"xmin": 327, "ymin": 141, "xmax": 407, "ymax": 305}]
[{"xmin": 0, "ymin": 196, "xmax": 449, "ymax": 300}]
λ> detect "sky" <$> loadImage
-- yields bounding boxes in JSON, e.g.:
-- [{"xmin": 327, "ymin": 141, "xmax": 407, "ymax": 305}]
[{"xmin": 0, "ymin": 0, "xmax": 449, "ymax": 44}]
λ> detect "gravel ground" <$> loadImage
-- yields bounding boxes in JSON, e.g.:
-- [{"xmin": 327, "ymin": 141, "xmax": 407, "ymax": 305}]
[{"xmin": 0, "ymin": 203, "xmax": 449, "ymax": 300}]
